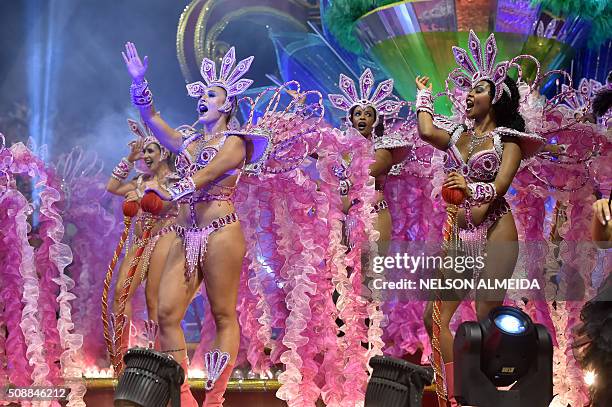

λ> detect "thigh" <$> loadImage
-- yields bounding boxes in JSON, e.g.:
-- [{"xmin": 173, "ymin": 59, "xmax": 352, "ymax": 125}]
[
  {"xmin": 145, "ymin": 232, "xmax": 175, "ymax": 316},
  {"xmin": 476, "ymin": 212, "xmax": 519, "ymax": 303},
  {"xmin": 115, "ymin": 247, "xmax": 144, "ymax": 298},
  {"xmin": 146, "ymin": 233, "xmax": 174, "ymax": 293},
  {"xmin": 157, "ymin": 233, "xmax": 203, "ymax": 318},
  {"xmin": 201, "ymin": 222, "xmax": 246, "ymax": 316},
  {"xmin": 375, "ymin": 209, "xmax": 392, "ymax": 255}
]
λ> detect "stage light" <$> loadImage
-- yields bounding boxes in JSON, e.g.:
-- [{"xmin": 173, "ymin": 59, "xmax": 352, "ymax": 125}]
[
  {"xmin": 584, "ymin": 370, "xmax": 596, "ymax": 386},
  {"xmin": 364, "ymin": 356, "xmax": 433, "ymax": 407},
  {"xmin": 494, "ymin": 313, "xmax": 527, "ymax": 334},
  {"xmin": 114, "ymin": 348, "xmax": 184, "ymax": 407},
  {"xmin": 454, "ymin": 306, "xmax": 553, "ymax": 407}
]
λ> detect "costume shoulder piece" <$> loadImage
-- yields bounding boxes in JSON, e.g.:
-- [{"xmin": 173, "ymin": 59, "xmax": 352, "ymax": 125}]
[
  {"xmin": 432, "ymin": 115, "xmax": 463, "ymax": 134},
  {"xmin": 494, "ymin": 127, "xmax": 545, "ymax": 159},
  {"xmin": 226, "ymin": 80, "xmax": 325, "ymax": 176},
  {"xmin": 372, "ymin": 131, "xmax": 411, "ymax": 150}
]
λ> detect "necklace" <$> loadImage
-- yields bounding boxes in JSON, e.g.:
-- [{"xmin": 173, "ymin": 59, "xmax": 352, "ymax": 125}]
[{"xmin": 466, "ymin": 128, "xmax": 493, "ymax": 159}]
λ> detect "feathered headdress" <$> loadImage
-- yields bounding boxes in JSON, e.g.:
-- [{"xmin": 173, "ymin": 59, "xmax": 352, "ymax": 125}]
[
  {"xmin": 328, "ymin": 68, "xmax": 402, "ymax": 122},
  {"xmin": 185, "ymin": 47, "xmax": 254, "ymax": 112},
  {"xmin": 448, "ymin": 30, "xmax": 510, "ymax": 104}
]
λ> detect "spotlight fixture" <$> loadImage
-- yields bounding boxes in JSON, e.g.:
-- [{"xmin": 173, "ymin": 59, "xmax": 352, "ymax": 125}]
[
  {"xmin": 365, "ymin": 356, "xmax": 433, "ymax": 407},
  {"xmin": 114, "ymin": 348, "xmax": 184, "ymax": 407},
  {"xmin": 454, "ymin": 306, "xmax": 553, "ymax": 407}
]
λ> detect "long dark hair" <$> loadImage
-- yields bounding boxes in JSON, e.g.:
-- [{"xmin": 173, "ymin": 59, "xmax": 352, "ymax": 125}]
[
  {"xmin": 348, "ymin": 105, "xmax": 385, "ymax": 138},
  {"xmin": 592, "ymin": 71, "xmax": 612, "ymax": 120},
  {"xmin": 487, "ymin": 76, "xmax": 526, "ymax": 132}
]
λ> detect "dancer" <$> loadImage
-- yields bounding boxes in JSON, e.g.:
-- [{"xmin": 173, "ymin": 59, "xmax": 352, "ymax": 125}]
[
  {"xmin": 415, "ymin": 31, "xmax": 545, "ymax": 405},
  {"xmin": 122, "ymin": 42, "xmax": 317, "ymax": 406},
  {"xmin": 105, "ymin": 120, "xmax": 177, "ymax": 353},
  {"xmin": 327, "ymin": 68, "xmax": 408, "ymax": 247}
]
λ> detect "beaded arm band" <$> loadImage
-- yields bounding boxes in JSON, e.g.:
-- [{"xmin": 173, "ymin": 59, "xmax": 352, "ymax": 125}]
[
  {"xmin": 416, "ymin": 88, "xmax": 434, "ymax": 116},
  {"xmin": 467, "ymin": 182, "xmax": 497, "ymax": 205},
  {"xmin": 111, "ymin": 158, "xmax": 134, "ymax": 181},
  {"xmin": 130, "ymin": 79, "xmax": 153, "ymax": 107}
]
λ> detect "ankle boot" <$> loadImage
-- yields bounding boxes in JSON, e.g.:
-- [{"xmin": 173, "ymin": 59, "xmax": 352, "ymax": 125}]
[
  {"xmin": 180, "ymin": 358, "xmax": 199, "ymax": 407},
  {"xmin": 202, "ymin": 349, "xmax": 233, "ymax": 407},
  {"xmin": 445, "ymin": 362, "xmax": 459, "ymax": 407}
]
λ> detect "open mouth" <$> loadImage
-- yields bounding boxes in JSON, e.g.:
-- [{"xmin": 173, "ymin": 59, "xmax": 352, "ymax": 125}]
[
  {"xmin": 357, "ymin": 122, "xmax": 367, "ymax": 131},
  {"xmin": 198, "ymin": 103, "xmax": 209, "ymax": 114},
  {"xmin": 466, "ymin": 99, "xmax": 474, "ymax": 111},
  {"xmin": 144, "ymin": 158, "xmax": 153, "ymax": 167}
]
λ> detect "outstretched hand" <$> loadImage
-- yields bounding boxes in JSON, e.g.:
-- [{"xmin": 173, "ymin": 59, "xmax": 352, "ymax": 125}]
[
  {"xmin": 122, "ymin": 42, "xmax": 148, "ymax": 83},
  {"xmin": 415, "ymin": 75, "xmax": 433, "ymax": 91},
  {"xmin": 127, "ymin": 139, "xmax": 145, "ymax": 162}
]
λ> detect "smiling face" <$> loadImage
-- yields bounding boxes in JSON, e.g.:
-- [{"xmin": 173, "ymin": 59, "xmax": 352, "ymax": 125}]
[
  {"xmin": 466, "ymin": 80, "xmax": 494, "ymax": 120},
  {"xmin": 350, "ymin": 105, "xmax": 377, "ymax": 137},
  {"xmin": 142, "ymin": 142, "xmax": 163, "ymax": 172},
  {"xmin": 197, "ymin": 86, "xmax": 229, "ymax": 125}
]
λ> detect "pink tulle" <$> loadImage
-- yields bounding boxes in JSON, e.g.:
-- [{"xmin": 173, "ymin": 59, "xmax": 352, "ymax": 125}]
[
  {"xmin": 316, "ymin": 127, "xmax": 375, "ymax": 405},
  {"xmin": 0, "ymin": 190, "xmax": 33, "ymax": 387},
  {"xmin": 8, "ymin": 143, "xmax": 55, "ymax": 387},
  {"xmin": 59, "ymin": 158, "xmax": 124, "ymax": 369},
  {"xmin": 512, "ymin": 94, "xmax": 611, "ymax": 404},
  {"xmin": 0, "ymin": 141, "xmax": 87, "ymax": 405}
]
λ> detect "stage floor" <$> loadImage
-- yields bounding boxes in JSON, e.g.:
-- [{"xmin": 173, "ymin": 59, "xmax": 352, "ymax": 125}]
[{"xmin": 81, "ymin": 378, "xmax": 437, "ymax": 406}]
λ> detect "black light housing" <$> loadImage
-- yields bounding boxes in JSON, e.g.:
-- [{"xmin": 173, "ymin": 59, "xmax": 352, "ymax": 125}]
[
  {"xmin": 454, "ymin": 306, "xmax": 553, "ymax": 407},
  {"xmin": 364, "ymin": 356, "xmax": 433, "ymax": 407},
  {"xmin": 114, "ymin": 347, "xmax": 184, "ymax": 407}
]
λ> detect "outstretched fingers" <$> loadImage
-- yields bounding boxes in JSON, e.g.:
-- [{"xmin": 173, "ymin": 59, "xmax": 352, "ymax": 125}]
[{"xmin": 132, "ymin": 43, "xmax": 142, "ymax": 62}]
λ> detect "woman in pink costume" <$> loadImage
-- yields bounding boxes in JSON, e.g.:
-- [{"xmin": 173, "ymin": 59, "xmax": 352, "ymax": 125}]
[
  {"xmin": 105, "ymin": 119, "xmax": 178, "ymax": 356},
  {"xmin": 415, "ymin": 31, "xmax": 546, "ymax": 405},
  {"xmin": 122, "ymin": 41, "xmax": 315, "ymax": 406},
  {"xmin": 327, "ymin": 68, "xmax": 409, "ymax": 247}
]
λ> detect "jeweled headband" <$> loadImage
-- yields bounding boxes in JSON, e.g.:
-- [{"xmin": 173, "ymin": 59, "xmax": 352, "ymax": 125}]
[
  {"xmin": 127, "ymin": 118, "xmax": 169, "ymax": 160},
  {"xmin": 185, "ymin": 47, "xmax": 254, "ymax": 112},
  {"xmin": 328, "ymin": 68, "xmax": 402, "ymax": 120},
  {"xmin": 448, "ymin": 30, "xmax": 510, "ymax": 104}
]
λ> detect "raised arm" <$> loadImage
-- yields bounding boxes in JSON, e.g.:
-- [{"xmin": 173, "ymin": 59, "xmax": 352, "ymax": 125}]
[
  {"xmin": 415, "ymin": 76, "xmax": 451, "ymax": 150},
  {"xmin": 122, "ymin": 42, "xmax": 182, "ymax": 153},
  {"xmin": 106, "ymin": 138, "xmax": 142, "ymax": 196}
]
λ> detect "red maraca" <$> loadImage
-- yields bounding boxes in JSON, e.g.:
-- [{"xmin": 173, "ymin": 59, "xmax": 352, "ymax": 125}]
[
  {"xmin": 122, "ymin": 200, "xmax": 140, "ymax": 217},
  {"xmin": 140, "ymin": 191, "xmax": 164, "ymax": 215},
  {"xmin": 441, "ymin": 185, "xmax": 466, "ymax": 205}
]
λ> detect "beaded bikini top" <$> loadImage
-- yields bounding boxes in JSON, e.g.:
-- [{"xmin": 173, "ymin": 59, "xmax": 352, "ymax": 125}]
[
  {"xmin": 443, "ymin": 125, "xmax": 504, "ymax": 183},
  {"xmin": 175, "ymin": 125, "xmax": 242, "ymax": 203},
  {"xmin": 438, "ymin": 119, "xmax": 546, "ymax": 182}
]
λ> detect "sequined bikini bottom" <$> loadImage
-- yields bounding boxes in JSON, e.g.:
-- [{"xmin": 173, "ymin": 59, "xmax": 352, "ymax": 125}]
[
  {"xmin": 458, "ymin": 197, "xmax": 511, "ymax": 259},
  {"xmin": 171, "ymin": 212, "xmax": 239, "ymax": 280}
]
